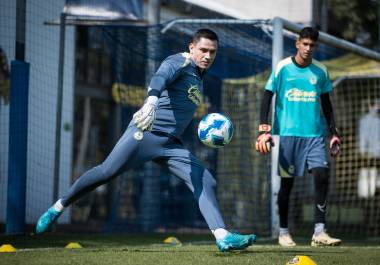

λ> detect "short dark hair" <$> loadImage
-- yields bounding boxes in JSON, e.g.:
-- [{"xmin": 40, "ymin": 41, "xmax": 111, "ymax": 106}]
[
  {"xmin": 192, "ymin": 28, "xmax": 219, "ymax": 43},
  {"xmin": 299, "ymin": 27, "xmax": 319, "ymax": 41}
]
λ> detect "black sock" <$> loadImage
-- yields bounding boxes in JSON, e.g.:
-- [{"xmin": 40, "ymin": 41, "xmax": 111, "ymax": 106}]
[{"xmin": 312, "ymin": 167, "xmax": 329, "ymax": 224}]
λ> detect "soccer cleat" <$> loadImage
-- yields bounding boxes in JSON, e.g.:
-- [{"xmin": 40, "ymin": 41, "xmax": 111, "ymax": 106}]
[
  {"xmin": 279, "ymin": 233, "xmax": 297, "ymax": 247},
  {"xmin": 35, "ymin": 207, "xmax": 62, "ymax": 234},
  {"xmin": 216, "ymin": 232, "xmax": 256, "ymax": 252},
  {"xmin": 311, "ymin": 231, "xmax": 341, "ymax": 246}
]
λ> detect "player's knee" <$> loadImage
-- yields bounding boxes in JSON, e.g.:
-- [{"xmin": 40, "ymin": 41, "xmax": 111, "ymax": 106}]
[
  {"xmin": 191, "ymin": 170, "xmax": 216, "ymax": 199},
  {"xmin": 279, "ymin": 177, "xmax": 294, "ymax": 194},
  {"xmin": 312, "ymin": 167, "xmax": 329, "ymax": 186},
  {"xmin": 203, "ymin": 170, "xmax": 217, "ymax": 189},
  {"xmin": 277, "ymin": 189, "xmax": 290, "ymax": 204},
  {"xmin": 278, "ymin": 179, "xmax": 293, "ymax": 203}
]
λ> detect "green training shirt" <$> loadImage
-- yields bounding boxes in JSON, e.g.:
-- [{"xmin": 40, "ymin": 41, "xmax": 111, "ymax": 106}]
[{"xmin": 265, "ymin": 56, "xmax": 332, "ymax": 137}]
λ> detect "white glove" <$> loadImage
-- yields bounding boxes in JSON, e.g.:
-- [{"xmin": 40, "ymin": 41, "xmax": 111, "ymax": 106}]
[{"xmin": 133, "ymin": 96, "xmax": 158, "ymax": 131}]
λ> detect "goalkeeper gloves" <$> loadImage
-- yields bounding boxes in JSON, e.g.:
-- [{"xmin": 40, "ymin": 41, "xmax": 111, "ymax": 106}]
[
  {"xmin": 328, "ymin": 126, "xmax": 341, "ymax": 157},
  {"xmin": 133, "ymin": 96, "xmax": 158, "ymax": 131},
  {"xmin": 255, "ymin": 124, "xmax": 274, "ymax": 154},
  {"xmin": 329, "ymin": 135, "xmax": 341, "ymax": 157}
]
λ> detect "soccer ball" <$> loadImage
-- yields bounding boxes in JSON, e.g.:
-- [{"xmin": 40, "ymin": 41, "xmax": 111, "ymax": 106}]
[{"xmin": 197, "ymin": 113, "xmax": 234, "ymax": 148}]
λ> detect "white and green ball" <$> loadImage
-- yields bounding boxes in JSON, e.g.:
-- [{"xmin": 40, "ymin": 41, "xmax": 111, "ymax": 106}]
[{"xmin": 197, "ymin": 113, "xmax": 234, "ymax": 148}]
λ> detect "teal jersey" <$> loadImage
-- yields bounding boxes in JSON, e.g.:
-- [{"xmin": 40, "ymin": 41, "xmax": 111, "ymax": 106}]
[{"xmin": 265, "ymin": 57, "xmax": 332, "ymax": 137}]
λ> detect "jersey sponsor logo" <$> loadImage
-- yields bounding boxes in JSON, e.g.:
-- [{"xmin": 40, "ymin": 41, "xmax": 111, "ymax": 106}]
[
  {"xmin": 188, "ymin": 85, "xmax": 202, "ymax": 106},
  {"xmin": 286, "ymin": 77, "xmax": 297, "ymax": 81},
  {"xmin": 285, "ymin": 88, "xmax": 317, "ymax": 102}
]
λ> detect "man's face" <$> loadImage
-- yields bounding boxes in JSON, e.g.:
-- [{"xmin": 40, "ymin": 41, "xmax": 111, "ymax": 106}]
[
  {"xmin": 296, "ymin": 38, "xmax": 316, "ymax": 61},
  {"xmin": 189, "ymin": 37, "xmax": 218, "ymax": 70}
]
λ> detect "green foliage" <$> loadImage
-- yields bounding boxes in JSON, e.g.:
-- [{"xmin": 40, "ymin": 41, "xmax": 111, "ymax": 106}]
[{"xmin": 329, "ymin": 0, "xmax": 378, "ymax": 48}]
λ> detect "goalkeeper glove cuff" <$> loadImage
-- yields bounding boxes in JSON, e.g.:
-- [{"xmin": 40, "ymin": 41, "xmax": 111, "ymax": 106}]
[
  {"xmin": 258, "ymin": 124, "xmax": 272, "ymax": 133},
  {"xmin": 145, "ymin": 95, "xmax": 158, "ymax": 106},
  {"xmin": 133, "ymin": 96, "xmax": 158, "ymax": 131}
]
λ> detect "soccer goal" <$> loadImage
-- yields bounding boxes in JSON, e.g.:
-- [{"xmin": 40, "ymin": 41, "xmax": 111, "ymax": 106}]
[
  {"xmin": 159, "ymin": 17, "xmax": 380, "ymax": 238},
  {"xmin": 2, "ymin": 12, "xmax": 380, "ymax": 237}
]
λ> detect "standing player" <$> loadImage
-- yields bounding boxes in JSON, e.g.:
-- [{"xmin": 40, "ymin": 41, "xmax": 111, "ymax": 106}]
[
  {"xmin": 256, "ymin": 27, "xmax": 342, "ymax": 247},
  {"xmin": 36, "ymin": 29, "xmax": 256, "ymax": 252}
]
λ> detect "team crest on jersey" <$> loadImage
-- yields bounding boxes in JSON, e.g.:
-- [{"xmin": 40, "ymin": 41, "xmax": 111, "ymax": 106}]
[
  {"xmin": 188, "ymin": 85, "xmax": 202, "ymax": 106},
  {"xmin": 309, "ymin": 76, "xmax": 317, "ymax": 85}
]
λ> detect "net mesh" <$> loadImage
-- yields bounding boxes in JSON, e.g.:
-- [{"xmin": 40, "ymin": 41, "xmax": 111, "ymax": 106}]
[
  {"xmin": 101, "ymin": 21, "xmax": 380, "ymax": 236},
  {"xmin": 0, "ymin": 0, "xmax": 75, "ymax": 226},
  {"xmin": 100, "ymin": 22, "xmax": 276, "ymax": 233},
  {"xmin": 1, "ymin": 10, "xmax": 379, "ymax": 237},
  {"xmin": 217, "ymin": 28, "xmax": 380, "ymax": 236}
]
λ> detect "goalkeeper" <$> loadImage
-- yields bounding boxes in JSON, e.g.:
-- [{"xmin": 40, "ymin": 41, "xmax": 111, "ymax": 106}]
[
  {"xmin": 36, "ymin": 29, "xmax": 256, "ymax": 252},
  {"xmin": 256, "ymin": 27, "xmax": 341, "ymax": 247}
]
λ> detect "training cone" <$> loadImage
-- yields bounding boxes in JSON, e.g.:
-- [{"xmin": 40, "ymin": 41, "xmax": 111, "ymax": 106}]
[
  {"xmin": 0, "ymin": 244, "xmax": 16, "ymax": 253},
  {"xmin": 163, "ymin": 236, "xmax": 182, "ymax": 246},
  {"xmin": 286, "ymin": 255, "xmax": 317, "ymax": 265},
  {"xmin": 65, "ymin": 242, "xmax": 83, "ymax": 249}
]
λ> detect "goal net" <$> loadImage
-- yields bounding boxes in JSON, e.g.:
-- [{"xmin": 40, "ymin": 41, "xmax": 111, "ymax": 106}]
[{"xmin": 103, "ymin": 20, "xmax": 380, "ymax": 236}]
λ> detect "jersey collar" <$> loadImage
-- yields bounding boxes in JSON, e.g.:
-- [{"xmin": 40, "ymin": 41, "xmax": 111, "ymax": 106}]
[{"xmin": 291, "ymin": 56, "xmax": 311, "ymax": 68}]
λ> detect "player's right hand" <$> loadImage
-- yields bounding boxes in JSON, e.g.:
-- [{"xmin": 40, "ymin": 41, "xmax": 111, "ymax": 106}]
[
  {"xmin": 133, "ymin": 96, "xmax": 158, "ymax": 131},
  {"xmin": 255, "ymin": 124, "xmax": 274, "ymax": 154}
]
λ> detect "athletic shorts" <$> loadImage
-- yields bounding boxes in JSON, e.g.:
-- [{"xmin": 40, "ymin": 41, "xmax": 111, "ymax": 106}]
[{"xmin": 278, "ymin": 136, "xmax": 329, "ymax": 178}]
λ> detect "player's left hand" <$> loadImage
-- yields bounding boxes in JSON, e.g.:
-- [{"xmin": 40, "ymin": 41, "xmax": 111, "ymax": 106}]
[
  {"xmin": 329, "ymin": 135, "xmax": 341, "ymax": 157},
  {"xmin": 133, "ymin": 96, "xmax": 158, "ymax": 131}
]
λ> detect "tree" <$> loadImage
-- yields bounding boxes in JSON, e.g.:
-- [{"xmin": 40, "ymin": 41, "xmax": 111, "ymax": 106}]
[{"xmin": 328, "ymin": 0, "xmax": 378, "ymax": 48}]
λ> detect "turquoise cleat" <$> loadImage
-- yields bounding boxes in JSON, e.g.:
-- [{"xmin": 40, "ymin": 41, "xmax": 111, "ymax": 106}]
[
  {"xmin": 216, "ymin": 232, "xmax": 256, "ymax": 252},
  {"xmin": 35, "ymin": 207, "xmax": 62, "ymax": 234}
]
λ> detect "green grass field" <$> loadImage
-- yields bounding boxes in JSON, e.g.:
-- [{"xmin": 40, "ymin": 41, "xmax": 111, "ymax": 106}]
[{"xmin": 0, "ymin": 234, "xmax": 379, "ymax": 265}]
